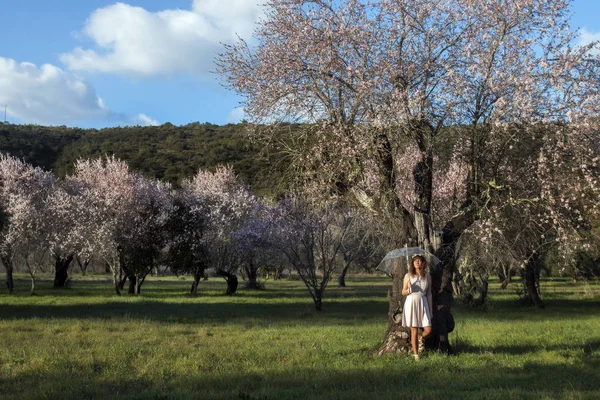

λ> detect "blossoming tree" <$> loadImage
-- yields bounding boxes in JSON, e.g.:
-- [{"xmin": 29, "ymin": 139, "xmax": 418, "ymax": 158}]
[
  {"xmin": 184, "ymin": 165, "xmax": 257, "ymax": 295},
  {"xmin": 67, "ymin": 156, "xmax": 138, "ymax": 295},
  {"xmin": 0, "ymin": 154, "xmax": 55, "ymax": 294},
  {"xmin": 269, "ymin": 197, "xmax": 361, "ymax": 310},
  {"xmin": 219, "ymin": 0, "xmax": 600, "ymax": 352}
]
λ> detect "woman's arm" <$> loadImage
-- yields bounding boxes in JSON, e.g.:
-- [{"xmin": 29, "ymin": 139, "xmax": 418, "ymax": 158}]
[
  {"xmin": 401, "ymin": 274, "xmax": 411, "ymax": 296},
  {"xmin": 427, "ymin": 274, "xmax": 433, "ymax": 316}
]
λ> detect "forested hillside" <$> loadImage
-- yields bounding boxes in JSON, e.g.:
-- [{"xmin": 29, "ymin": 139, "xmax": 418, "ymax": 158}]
[
  {"xmin": 0, "ymin": 124, "xmax": 85, "ymax": 171},
  {"xmin": 0, "ymin": 122, "xmax": 283, "ymax": 194}
]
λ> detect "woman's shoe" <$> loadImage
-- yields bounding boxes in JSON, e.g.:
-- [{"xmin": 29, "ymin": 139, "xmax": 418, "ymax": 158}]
[
  {"xmin": 418, "ymin": 337, "xmax": 425, "ymax": 354},
  {"xmin": 412, "ymin": 353, "xmax": 420, "ymax": 361}
]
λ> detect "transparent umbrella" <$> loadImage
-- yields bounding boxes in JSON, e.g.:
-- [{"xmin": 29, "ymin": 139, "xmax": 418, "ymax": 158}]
[{"xmin": 375, "ymin": 246, "xmax": 441, "ymax": 276}]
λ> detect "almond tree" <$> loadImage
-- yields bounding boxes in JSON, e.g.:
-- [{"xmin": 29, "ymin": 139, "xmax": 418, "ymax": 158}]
[
  {"xmin": 0, "ymin": 154, "xmax": 22, "ymax": 292},
  {"xmin": 232, "ymin": 211, "xmax": 273, "ymax": 289},
  {"xmin": 45, "ymin": 183, "xmax": 87, "ymax": 288},
  {"xmin": 119, "ymin": 176, "xmax": 173, "ymax": 294},
  {"xmin": 68, "ymin": 156, "xmax": 136, "ymax": 295},
  {"xmin": 167, "ymin": 189, "xmax": 210, "ymax": 296},
  {"xmin": 337, "ymin": 210, "xmax": 378, "ymax": 287},
  {"xmin": 184, "ymin": 166, "xmax": 257, "ymax": 295},
  {"xmin": 71, "ymin": 156, "xmax": 173, "ymax": 295},
  {"xmin": 270, "ymin": 197, "xmax": 358, "ymax": 310},
  {"xmin": 0, "ymin": 154, "xmax": 54, "ymax": 294},
  {"xmin": 0, "ymin": 207, "xmax": 11, "ymax": 292},
  {"xmin": 219, "ymin": 0, "xmax": 600, "ymax": 352},
  {"xmin": 464, "ymin": 124, "xmax": 600, "ymax": 308}
]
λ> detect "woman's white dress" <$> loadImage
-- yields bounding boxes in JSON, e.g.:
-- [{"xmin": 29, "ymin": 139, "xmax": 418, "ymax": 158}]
[{"xmin": 402, "ymin": 273, "xmax": 432, "ymax": 328}]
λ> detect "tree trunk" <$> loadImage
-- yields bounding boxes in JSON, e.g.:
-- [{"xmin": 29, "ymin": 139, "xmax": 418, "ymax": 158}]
[
  {"xmin": 245, "ymin": 263, "xmax": 259, "ymax": 289},
  {"xmin": 452, "ymin": 266, "xmax": 464, "ymax": 296},
  {"xmin": 53, "ymin": 254, "xmax": 74, "ymax": 288},
  {"xmin": 427, "ymin": 226, "xmax": 466, "ymax": 354},
  {"xmin": 128, "ymin": 275, "xmax": 136, "ymax": 294},
  {"xmin": 5, "ymin": 267, "xmax": 14, "ymax": 293},
  {"xmin": 75, "ymin": 255, "xmax": 90, "ymax": 276},
  {"xmin": 338, "ymin": 262, "xmax": 351, "ymax": 287},
  {"xmin": 309, "ymin": 287, "xmax": 324, "ymax": 311},
  {"xmin": 414, "ymin": 211, "xmax": 433, "ymax": 252},
  {"xmin": 275, "ymin": 266, "xmax": 284, "ymax": 280},
  {"xmin": 414, "ymin": 143, "xmax": 457, "ymax": 353},
  {"xmin": 498, "ymin": 264, "xmax": 508, "ymax": 290},
  {"xmin": 118, "ymin": 275, "xmax": 128, "ymax": 291},
  {"xmin": 113, "ymin": 270, "xmax": 121, "ymax": 296},
  {"xmin": 378, "ymin": 263, "xmax": 412, "ymax": 355},
  {"xmin": 314, "ymin": 297, "xmax": 323, "ymax": 311},
  {"xmin": 190, "ymin": 271, "xmax": 202, "ymax": 296},
  {"xmin": 380, "ymin": 130, "xmax": 448, "ymax": 354},
  {"xmin": 500, "ymin": 270, "xmax": 512, "ymax": 290},
  {"xmin": 134, "ymin": 276, "xmax": 142, "ymax": 295},
  {"xmin": 221, "ymin": 271, "xmax": 238, "ymax": 295},
  {"xmin": 30, "ymin": 275, "xmax": 36, "ymax": 295},
  {"xmin": 1, "ymin": 254, "xmax": 14, "ymax": 294},
  {"xmin": 525, "ymin": 254, "xmax": 545, "ymax": 309}
]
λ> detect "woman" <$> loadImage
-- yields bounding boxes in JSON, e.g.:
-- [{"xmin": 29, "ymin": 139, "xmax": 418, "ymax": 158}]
[{"xmin": 401, "ymin": 255, "xmax": 433, "ymax": 360}]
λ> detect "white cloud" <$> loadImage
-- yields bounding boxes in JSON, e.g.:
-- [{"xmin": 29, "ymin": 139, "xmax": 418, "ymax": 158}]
[
  {"xmin": 0, "ymin": 56, "xmax": 109, "ymax": 125},
  {"xmin": 226, "ymin": 107, "xmax": 246, "ymax": 123},
  {"xmin": 60, "ymin": 1, "xmax": 264, "ymax": 77},
  {"xmin": 136, "ymin": 113, "xmax": 160, "ymax": 126},
  {"xmin": 577, "ymin": 28, "xmax": 600, "ymax": 54}
]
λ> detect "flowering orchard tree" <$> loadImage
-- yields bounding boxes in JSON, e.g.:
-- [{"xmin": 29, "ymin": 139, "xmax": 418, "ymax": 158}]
[
  {"xmin": 67, "ymin": 156, "xmax": 137, "ymax": 295},
  {"xmin": 0, "ymin": 154, "xmax": 54, "ymax": 294},
  {"xmin": 69, "ymin": 156, "xmax": 173, "ymax": 295},
  {"xmin": 270, "ymin": 197, "xmax": 358, "ymax": 310},
  {"xmin": 461, "ymin": 124, "xmax": 600, "ymax": 308},
  {"xmin": 395, "ymin": 142, "xmax": 468, "ymax": 230},
  {"xmin": 0, "ymin": 154, "xmax": 21, "ymax": 292},
  {"xmin": 0, "ymin": 206, "xmax": 10, "ymax": 292},
  {"xmin": 219, "ymin": 0, "xmax": 600, "ymax": 351},
  {"xmin": 72, "ymin": 157, "xmax": 173, "ymax": 294},
  {"xmin": 336, "ymin": 209, "xmax": 378, "ymax": 287},
  {"xmin": 167, "ymin": 189, "xmax": 210, "ymax": 296},
  {"xmin": 232, "ymin": 209, "xmax": 277, "ymax": 289},
  {"xmin": 184, "ymin": 165, "xmax": 257, "ymax": 295},
  {"xmin": 44, "ymin": 182, "xmax": 90, "ymax": 288},
  {"xmin": 119, "ymin": 176, "xmax": 173, "ymax": 295}
]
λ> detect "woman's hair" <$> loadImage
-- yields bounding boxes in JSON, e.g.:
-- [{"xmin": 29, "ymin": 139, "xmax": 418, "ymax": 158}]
[{"xmin": 409, "ymin": 255, "xmax": 427, "ymax": 277}]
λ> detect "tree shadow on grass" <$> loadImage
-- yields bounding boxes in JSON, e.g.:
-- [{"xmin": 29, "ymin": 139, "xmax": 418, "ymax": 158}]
[
  {"xmin": 1, "ymin": 276, "xmax": 392, "ymax": 301},
  {"xmin": 454, "ymin": 297, "xmax": 600, "ymax": 323},
  {"xmin": 1, "ymin": 356, "xmax": 599, "ymax": 400},
  {"xmin": 454, "ymin": 338, "xmax": 600, "ymax": 360},
  {"xmin": 0, "ymin": 296, "xmax": 389, "ymax": 327}
]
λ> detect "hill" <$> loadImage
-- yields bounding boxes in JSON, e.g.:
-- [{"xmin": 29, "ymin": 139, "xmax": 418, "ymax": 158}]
[{"xmin": 0, "ymin": 122, "xmax": 278, "ymax": 194}]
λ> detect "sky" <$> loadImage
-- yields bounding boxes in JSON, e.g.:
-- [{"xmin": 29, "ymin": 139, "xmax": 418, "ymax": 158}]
[{"xmin": 0, "ymin": 0, "xmax": 599, "ymax": 128}]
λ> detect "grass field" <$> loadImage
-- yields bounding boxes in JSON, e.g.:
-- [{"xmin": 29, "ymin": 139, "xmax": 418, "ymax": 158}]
[{"xmin": 0, "ymin": 273, "xmax": 599, "ymax": 400}]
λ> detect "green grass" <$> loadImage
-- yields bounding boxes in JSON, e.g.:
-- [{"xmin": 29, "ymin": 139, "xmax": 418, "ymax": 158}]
[{"xmin": 0, "ymin": 274, "xmax": 599, "ymax": 400}]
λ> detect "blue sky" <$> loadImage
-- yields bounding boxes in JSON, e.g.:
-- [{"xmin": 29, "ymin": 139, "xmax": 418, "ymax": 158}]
[{"xmin": 1, "ymin": 0, "xmax": 599, "ymax": 128}]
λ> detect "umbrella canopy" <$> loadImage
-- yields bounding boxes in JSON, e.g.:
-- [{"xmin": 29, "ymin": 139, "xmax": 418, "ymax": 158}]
[{"xmin": 376, "ymin": 247, "xmax": 441, "ymax": 276}]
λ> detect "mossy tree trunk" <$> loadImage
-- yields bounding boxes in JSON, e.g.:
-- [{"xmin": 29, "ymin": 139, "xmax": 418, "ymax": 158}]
[{"xmin": 377, "ymin": 261, "xmax": 412, "ymax": 355}]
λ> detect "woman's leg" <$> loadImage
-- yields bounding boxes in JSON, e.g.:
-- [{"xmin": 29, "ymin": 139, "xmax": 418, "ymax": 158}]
[
  {"xmin": 411, "ymin": 327, "xmax": 418, "ymax": 355},
  {"xmin": 422, "ymin": 326, "xmax": 432, "ymax": 339},
  {"xmin": 418, "ymin": 326, "xmax": 431, "ymax": 354}
]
